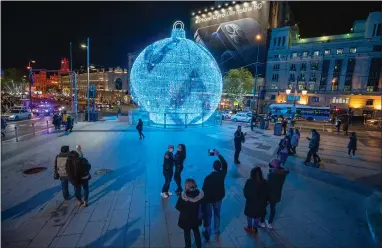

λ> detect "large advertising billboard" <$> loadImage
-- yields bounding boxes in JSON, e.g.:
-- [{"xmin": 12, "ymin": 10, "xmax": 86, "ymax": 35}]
[{"xmin": 190, "ymin": 1, "xmax": 270, "ymax": 76}]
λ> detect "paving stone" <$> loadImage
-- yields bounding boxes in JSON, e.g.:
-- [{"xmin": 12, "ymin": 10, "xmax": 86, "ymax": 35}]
[
  {"xmin": 107, "ymin": 209, "xmax": 129, "ymax": 230},
  {"xmin": 8, "ymin": 218, "xmax": 48, "ymax": 242},
  {"xmin": 27, "ymin": 221, "xmax": 61, "ymax": 248},
  {"xmin": 89, "ymin": 203, "xmax": 111, "ymax": 222},
  {"xmin": 62, "ymin": 213, "xmax": 91, "ymax": 235},
  {"xmin": 54, "ymin": 234, "xmax": 81, "ymax": 248},
  {"xmin": 76, "ymin": 221, "xmax": 105, "ymax": 247},
  {"xmin": 3, "ymin": 240, "xmax": 31, "ymax": 248}
]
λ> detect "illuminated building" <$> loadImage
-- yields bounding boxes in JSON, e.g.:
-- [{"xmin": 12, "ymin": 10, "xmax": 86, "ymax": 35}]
[
  {"xmin": 60, "ymin": 58, "xmax": 69, "ymax": 71},
  {"xmin": 130, "ymin": 21, "xmax": 223, "ymax": 125},
  {"xmin": 264, "ymin": 12, "xmax": 382, "ymax": 118},
  {"xmin": 33, "ymin": 71, "xmax": 48, "ymax": 92}
]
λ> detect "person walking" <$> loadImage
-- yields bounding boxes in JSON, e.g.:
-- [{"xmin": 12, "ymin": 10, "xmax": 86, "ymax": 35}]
[
  {"xmin": 201, "ymin": 150, "xmax": 228, "ymax": 241},
  {"xmin": 54, "ymin": 146, "xmax": 71, "ymax": 201},
  {"xmin": 1, "ymin": 117, "xmax": 7, "ymax": 138},
  {"xmin": 161, "ymin": 145, "xmax": 174, "ymax": 198},
  {"xmin": 335, "ymin": 118, "xmax": 342, "ymax": 133},
  {"xmin": 116, "ymin": 107, "xmax": 121, "ymax": 118},
  {"xmin": 243, "ymin": 167, "xmax": 268, "ymax": 235},
  {"xmin": 304, "ymin": 129, "xmax": 321, "ymax": 165},
  {"xmin": 175, "ymin": 178, "xmax": 204, "ymax": 248},
  {"xmin": 343, "ymin": 121, "xmax": 349, "ymax": 136},
  {"xmin": 347, "ymin": 132, "xmax": 357, "ymax": 158},
  {"xmin": 282, "ymin": 118, "xmax": 287, "ymax": 135},
  {"xmin": 234, "ymin": 126, "xmax": 245, "ymax": 164},
  {"xmin": 136, "ymin": 119, "xmax": 145, "ymax": 139},
  {"xmin": 259, "ymin": 160, "xmax": 289, "ymax": 229},
  {"xmin": 290, "ymin": 129, "xmax": 300, "ymax": 154},
  {"xmin": 277, "ymin": 136, "xmax": 291, "ymax": 166},
  {"xmin": 65, "ymin": 114, "xmax": 74, "ymax": 132},
  {"xmin": 174, "ymin": 144, "xmax": 186, "ymax": 194}
]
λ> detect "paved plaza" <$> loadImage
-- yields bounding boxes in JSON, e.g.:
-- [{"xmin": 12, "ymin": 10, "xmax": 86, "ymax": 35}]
[{"xmin": 1, "ymin": 121, "xmax": 381, "ymax": 248}]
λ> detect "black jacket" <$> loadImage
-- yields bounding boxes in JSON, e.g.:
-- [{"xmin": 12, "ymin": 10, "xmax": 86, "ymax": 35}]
[
  {"xmin": 176, "ymin": 189, "xmax": 204, "ymax": 229},
  {"xmin": 66, "ymin": 152, "xmax": 82, "ymax": 186},
  {"xmin": 136, "ymin": 121, "xmax": 143, "ymax": 131},
  {"xmin": 78, "ymin": 157, "xmax": 92, "ymax": 179},
  {"xmin": 347, "ymin": 136, "xmax": 357, "ymax": 150},
  {"xmin": 163, "ymin": 151, "xmax": 174, "ymax": 171},
  {"xmin": 202, "ymin": 155, "xmax": 228, "ymax": 203},
  {"xmin": 267, "ymin": 168, "xmax": 289, "ymax": 203},
  {"xmin": 309, "ymin": 133, "xmax": 320, "ymax": 152},
  {"xmin": 234, "ymin": 131, "xmax": 245, "ymax": 149},
  {"xmin": 244, "ymin": 179, "xmax": 268, "ymax": 218},
  {"xmin": 174, "ymin": 151, "xmax": 186, "ymax": 169}
]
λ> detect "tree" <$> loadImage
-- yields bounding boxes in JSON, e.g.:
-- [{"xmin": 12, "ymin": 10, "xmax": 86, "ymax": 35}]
[
  {"xmin": 223, "ymin": 68, "xmax": 254, "ymax": 106},
  {"xmin": 1, "ymin": 68, "xmax": 27, "ymax": 96}
]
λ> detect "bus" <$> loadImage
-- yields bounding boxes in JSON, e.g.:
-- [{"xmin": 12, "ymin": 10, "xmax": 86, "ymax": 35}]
[{"xmin": 269, "ymin": 104, "xmax": 330, "ymax": 121}]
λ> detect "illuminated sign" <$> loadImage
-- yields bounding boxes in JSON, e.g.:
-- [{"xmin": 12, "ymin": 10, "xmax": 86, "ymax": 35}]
[{"xmin": 195, "ymin": 3, "xmax": 263, "ymax": 24}]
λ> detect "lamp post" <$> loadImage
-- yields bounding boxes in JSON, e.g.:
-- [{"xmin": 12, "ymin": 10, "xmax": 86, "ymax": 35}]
[
  {"xmin": 81, "ymin": 38, "xmax": 90, "ymax": 122},
  {"xmin": 27, "ymin": 60, "xmax": 36, "ymax": 106},
  {"xmin": 250, "ymin": 33, "xmax": 262, "ymax": 131}
]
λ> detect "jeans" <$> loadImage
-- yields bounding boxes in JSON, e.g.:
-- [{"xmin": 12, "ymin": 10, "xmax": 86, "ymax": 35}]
[
  {"xmin": 60, "ymin": 177, "xmax": 69, "ymax": 200},
  {"xmin": 279, "ymin": 152, "xmax": 288, "ymax": 166},
  {"xmin": 246, "ymin": 217, "xmax": 259, "ymax": 228},
  {"xmin": 260, "ymin": 202, "xmax": 276, "ymax": 224},
  {"xmin": 75, "ymin": 179, "xmax": 89, "ymax": 201},
  {"xmin": 184, "ymin": 227, "xmax": 202, "ymax": 248},
  {"xmin": 203, "ymin": 201, "xmax": 222, "ymax": 239},
  {"xmin": 234, "ymin": 148, "xmax": 241, "ymax": 162},
  {"xmin": 138, "ymin": 130, "xmax": 144, "ymax": 139},
  {"xmin": 348, "ymin": 149, "xmax": 355, "ymax": 156},
  {"xmin": 162, "ymin": 170, "xmax": 173, "ymax": 193},
  {"xmin": 305, "ymin": 149, "xmax": 321, "ymax": 164},
  {"xmin": 174, "ymin": 167, "xmax": 183, "ymax": 192}
]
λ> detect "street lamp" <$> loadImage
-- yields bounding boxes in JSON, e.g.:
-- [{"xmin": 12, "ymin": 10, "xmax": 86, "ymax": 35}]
[
  {"xmin": 81, "ymin": 38, "xmax": 90, "ymax": 122},
  {"xmin": 250, "ymin": 33, "xmax": 262, "ymax": 131}
]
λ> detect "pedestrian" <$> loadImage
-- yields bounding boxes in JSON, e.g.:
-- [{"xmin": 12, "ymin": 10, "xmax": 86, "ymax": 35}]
[
  {"xmin": 174, "ymin": 144, "xmax": 186, "ymax": 194},
  {"xmin": 277, "ymin": 135, "xmax": 290, "ymax": 166},
  {"xmin": 1, "ymin": 117, "xmax": 7, "ymax": 138},
  {"xmin": 234, "ymin": 125, "xmax": 245, "ymax": 164},
  {"xmin": 259, "ymin": 159, "xmax": 289, "ymax": 229},
  {"xmin": 343, "ymin": 121, "xmax": 349, "ymax": 136},
  {"xmin": 54, "ymin": 146, "xmax": 71, "ymax": 202},
  {"xmin": 201, "ymin": 150, "xmax": 228, "ymax": 241},
  {"xmin": 335, "ymin": 118, "xmax": 341, "ymax": 133},
  {"xmin": 161, "ymin": 145, "xmax": 174, "ymax": 198},
  {"xmin": 65, "ymin": 115, "xmax": 74, "ymax": 132},
  {"xmin": 62, "ymin": 111, "xmax": 68, "ymax": 127},
  {"xmin": 175, "ymin": 178, "xmax": 204, "ymax": 248},
  {"xmin": 304, "ymin": 129, "xmax": 321, "ymax": 165},
  {"xmin": 136, "ymin": 119, "xmax": 145, "ymax": 139},
  {"xmin": 290, "ymin": 128, "xmax": 300, "ymax": 154},
  {"xmin": 117, "ymin": 107, "xmax": 121, "ymax": 118},
  {"xmin": 53, "ymin": 112, "xmax": 61, "ymax": 130},
  {"xmin": 282, "ymin": 118, "xmax": 287, "ymax": 135},
  {"xmin": 243, "ymin": 167, "xmax": 268, "ymax": 235},
  {"xmin": 347, "ymin": 132, "xmax": 357, "ymax": 158}
]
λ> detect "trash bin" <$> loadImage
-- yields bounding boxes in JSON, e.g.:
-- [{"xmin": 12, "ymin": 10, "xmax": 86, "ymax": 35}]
[{"xmin": 274, "ymin": 122, "xmax": 282, "ymax": 136}]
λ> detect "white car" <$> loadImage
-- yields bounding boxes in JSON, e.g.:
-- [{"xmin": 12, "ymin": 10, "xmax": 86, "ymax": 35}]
[
  {"xmin": 231, "ymin": 112, "xmax": 252, "ymax": 122},
  {"xmin": 3, "ymin": 108, "xmax": 32, "ymax": 121},
  {"xmin": 222, "ymin": 110, "xmax": 232, "ymax": 119}
]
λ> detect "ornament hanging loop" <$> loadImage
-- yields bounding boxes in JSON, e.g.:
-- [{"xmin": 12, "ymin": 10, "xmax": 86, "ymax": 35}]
[{"xmin": 173, "ymin": 21, "xmax": 184, "ymax": 30}]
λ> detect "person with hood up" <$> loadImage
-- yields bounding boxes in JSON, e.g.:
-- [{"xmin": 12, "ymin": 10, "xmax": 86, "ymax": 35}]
[
  {"xmin": 290, "ymin": 128, "xmax": 300, "ymax": 154},
  {"xmin": 304, "ymin": 129, "xmax": 321, "ymax": 165},
  {"xmin": 234, "ymin": 126, "xmax": 245, "ymax": 164},
  {"xmin": 161, "ymin": 145, "xmax": 174, "ymax": 198},
  {"xmin": 201, "ymin": 149, "xmax": 228, "ymax": 241},
  {"xmin": 136, "ymin": 119, "xmax": 145, "ymax": 139},
  {"xmin": 347, "ymin": 132, "xmax": 357, "ymax": 158},
  {"xmin": 243, "ymin": 167, "xmax": 268, "ymax": 235},
  {"xmin": 259, "ymin": 159, "xmax": 289, "ymax": 229},
  {"xmin": 176, "ymin": 178, "xmax": 204, "ymax": 248},
  {"xmin": 53, "ymin": 112, "xmax": 62, "ymax": 130},
  {"xmin": 174, "ymin": 144, "xmax": 186, "ymax": 194},
  {"xmin": 54, "ymin": 146, "xmax": 71, "ymax": 201}
]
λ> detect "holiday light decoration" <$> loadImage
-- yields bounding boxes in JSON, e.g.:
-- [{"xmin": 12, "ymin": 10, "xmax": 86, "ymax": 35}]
[{"xmin": 130, "ymin": 21, "xmax": 223, "ymax": 125}]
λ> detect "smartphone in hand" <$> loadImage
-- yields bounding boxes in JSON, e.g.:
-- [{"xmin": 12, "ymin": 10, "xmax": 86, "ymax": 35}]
[{"xmin": 208, "ymin": 149, "xmax": 215, "ymax": 156}]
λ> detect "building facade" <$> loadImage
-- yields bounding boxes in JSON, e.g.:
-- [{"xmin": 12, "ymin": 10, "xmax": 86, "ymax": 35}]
[
  {"xmin": 264, "ymin": 12, "xmax": 382, "ymax": 117},
  {"xmin": 59, "ymin": 67, "xmax": 130, "ymax": 104}
]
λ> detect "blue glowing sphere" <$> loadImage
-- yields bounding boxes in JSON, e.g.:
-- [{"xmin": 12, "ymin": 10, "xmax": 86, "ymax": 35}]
[{"xmin": 130, "ymin": 21, "xmax": 223, "ymax": 125}]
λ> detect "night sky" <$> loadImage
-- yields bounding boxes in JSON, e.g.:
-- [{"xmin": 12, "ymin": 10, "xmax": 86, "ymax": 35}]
[{"xmin": 1, "ymin": 1, "xmax": 381, "ymax": 71}]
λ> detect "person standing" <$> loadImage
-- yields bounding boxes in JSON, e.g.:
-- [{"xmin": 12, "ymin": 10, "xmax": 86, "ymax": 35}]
[
  {"xmin": 136, "ymin": 119, "xmax": 145, "ymax": 139},
  {"xmin": 290, "ymin": 129, "xmax": 300, "ymax": 154},
  {"xmin": 1, "ymin": 117, "xmax": 7, "ymax": 138},
  {"xmin": 116, "ymin": 107, "xmax": 121, "ymax": 118},
  {"xmin": 259, "ymin": 160, "xmax": 289, "ymax": 229},
  {"xmin": 343, "ymin": 121, "xmax": 349, "ymax": 136},
  {"xmin": 243, "ymin": 167, "xmax": 268, "ymax": 235},
  {"xmin": 282, "ymin": 118, "xmax": 287, "ymax": 135},
  {"xmin": 304, "ymin": 129, "xmax": 321, "ymax": 165},
  {"xmin": 161, "ymin": 145, "xmax": 174, "ymax": 198},
  {"xmin": 174, "ymin": 144, "xmax": 186, "ymax": 194},
  {"xmin": 65, "ymin": 115, "xmax": 74, "ymax": 132},
  {"xmin": 277, "ymin": 136, "xmax": 291, "ymax": 166},
  {"xmin": 234, "ymin": 126, "xmax": 245, "ymax": 164},
  {"xmin": 335, "ymin": 118, "xmax": 342, "ymax": 133},
  {"xmin": 54, "ymin": 146, "xmax": 71, "ymax": 201},
  {"xmin": 347, "ymin": 132, "xmax": 357, "ymax": 158},
  {"xmin": 66, "ymin": 151, "xmax": 83, "ymax": 206},
  {"xmin": 53, "ymin": 112, "xmax": 61, "ymax": 130},
  {"xmin": 175, "ymin": 178, "xmax": 204, "ymax": 248},
  {"xmin": 201, "ymin": 150, "xmax": 228, "ymax": 241}
]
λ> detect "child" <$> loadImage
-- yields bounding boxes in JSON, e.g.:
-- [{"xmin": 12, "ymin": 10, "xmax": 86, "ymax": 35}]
[
  {"xmin": 347, "ymin": 132, "xmax": 357, "ymax": 158},
  {"xmin": 176, "ymin": 178, "xmax": 204, "ymax": 248}
]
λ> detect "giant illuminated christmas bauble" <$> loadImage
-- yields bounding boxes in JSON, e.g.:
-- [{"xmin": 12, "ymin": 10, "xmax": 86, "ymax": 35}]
[{"xmin": 130, "ymin": 21, "xmax": 222, "ymax": 125}]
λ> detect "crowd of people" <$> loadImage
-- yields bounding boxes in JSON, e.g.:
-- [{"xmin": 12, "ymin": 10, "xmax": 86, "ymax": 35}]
[{"xmin": 52, "ymin": 111, "xmax": 74, "ymax": 132}]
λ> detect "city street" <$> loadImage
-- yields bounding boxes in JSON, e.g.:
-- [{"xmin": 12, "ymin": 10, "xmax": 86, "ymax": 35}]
[{"xmin": 1, "ymin": 121, "xmax": 380, "ymax": 248}]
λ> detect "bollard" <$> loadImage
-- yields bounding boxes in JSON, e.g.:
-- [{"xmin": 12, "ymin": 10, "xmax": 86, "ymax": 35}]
[
  {"xmin": 15, "ymin": 126, "xmax": 19, "ymax": 142},
  {"xmin": 46, "ymin": 120, "xmax": 49, "ymax": 134},
  {"xmin": 32, "ymin": 123, "xmax": 35, "ymax": 136}
]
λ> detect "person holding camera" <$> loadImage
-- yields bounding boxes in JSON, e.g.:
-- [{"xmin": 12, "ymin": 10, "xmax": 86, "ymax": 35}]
[
  {"xmin": 201, "ymin": 150, "xmax": 228, "ymax": 241},
  {"xmin": 234, "ymin": 126, "xmax": 245, "ymax": 164},
  {"xmin": 161, "ymin": 145, "xmax": 174, "ymax": 198}
]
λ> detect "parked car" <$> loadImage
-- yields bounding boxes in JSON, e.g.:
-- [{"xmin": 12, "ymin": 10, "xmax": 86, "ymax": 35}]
[
  {"xmin": 222, "ymin": 110, "xmax": 232, "ymax": 119},
  {"xmin": 231, "ymin": 112, "xmax": 252, "ymax": 122},
  {"xmin": 3, "ymin": 108, "xmax": 32, "ymax": 121}
]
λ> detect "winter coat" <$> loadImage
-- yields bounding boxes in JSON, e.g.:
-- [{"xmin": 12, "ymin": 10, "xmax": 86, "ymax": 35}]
[
  {"xmin": 234, "ymin": 131, "xmax": 245, "ymax": 149},
  {"xmin": 309, "ymin": 133, "xmax": 320, "ymax": 152},
  {"xmin": 163, "ymin": 151, "xmax": 174, "ymax": 171},
  {"xmin": 347, "ymin": 136, "xmax": 357, "ymax": 150},
  {"xmin": 1, "ymin": 118, "xmax": 6, "ymax": 129},
  {"xmin": 136, "ymin": 121, "xmax": 143, "ymax": 131},
  {"xmin": 243, "ymin": 179, "xmax": 268, "ymax": 218},
  {"xmin": 202, "ymin": 155, "xmax": 228, "ymax": 203},
  {"xmin": 79, "ymin": 157, "xmax": 92, "ymax": 180},
  {"xmin": 54, "ymin": 152, "xmax": 71, "ymax": 177},
  {"xmin": 291, "ymin": 133, "xmax": 300, "ymax": 147},
  {"xmin": 176, "ymin": 189, "xmax": 204, "ymax": 229},
  {"xmin": 174, "ymin": 150, "xmax": 186, "ymax": 169},
  {"xmin": 267, "ymin": 168, "xmax": 289, "ymax": 203},
  {"xmin": 278, "ymin": 137, "xmax": 291, "ymax": 154},
  {"xmin": 65, "ymin": 152, "xmax": 82, "ymax": 186},
  {"xmin": 66, "ymin": 116, "xmax": 73, "ymax": 129}
]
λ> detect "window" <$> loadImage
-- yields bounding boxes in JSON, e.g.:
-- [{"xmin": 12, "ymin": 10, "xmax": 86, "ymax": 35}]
[
  {"xmin": 272, "ymin": 74, "xmax": 279, "ymax": 82},
  {"xmin": 309, "ymin": 73, "xmax": 316, "ymax": 82},
  {"xmin": 366, "ymin": 99, "xmax": 374, "ymax": 106},
  {"xmin": 301, "ymin": 63, "xmax": 307, "ymax": 71},
  {"xmin": 278, "ymin": 37, "xmax": 281, "ymax": 46},
  {"xmin": 308, "ymin": 82, "xmax": 315, "ymax": 90},
  {"xmin": 292, "ymin": 52, "xmax": 298, "ymax": 58},
  {"xmin": 311, "ymin": 61, "xmax": 319, "ymax": 70},
  {"xmin": 273, "ymin": 64, "xmax": 280, "ymax": 71},
  {"xmin": 282, "ymin": 36, "xmax": 286, "ymax": 46},
  {"xmin": 378, "ymin": 23, "xmax": 382, "ymax": 36},
  {"xmin": 289, "ymin": 73, "xmax": 296, "ymax": 82},
  {"xmin": 273, "ymin": 38, "xmax": 276, "ymax": 46},
  {"xmin": 274, "ymin": 54, "xmax": 280, "ymax": 58},
  {"xmin": 290, "ymin": 64, "xmax": 296, "ymax": 71},
  {"xmin": 313, "ymin": 50, "xmax": 320, "ymax": 56},
  {"xmin": 298, "ymin": 73, "xmax": 305, "ymax": 82},
  {"xmin": 324, "ymin": 49, "xmax": 331, "ymax": 55},
  {"xmin": 350, "ymin": 48, "xmax": 357, "ymax": 54},
  {"xmin": 372, "ymin": 24, "xmax": 377, "ymax": 36},
  {"xmin": 311, "ymin": 96, "xmax": 320, "ymax": 102},
  {"xmin": 373, "ymin": 45, "xmax": 382, "ymax": 52},
  {"xmin": 331, "ymin": 97, "xmax": 350, "ymax": 104},
  {"xmin": 303, "ymin": 51, "xmax": 308, "ymax": 57},
  {"xmin": 271, "ymin": 95, "xmax": 276, "ymax": 100},
  {"xmin": 336, "ymin": 49, "xmax": 343, "ymax": 55}
]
